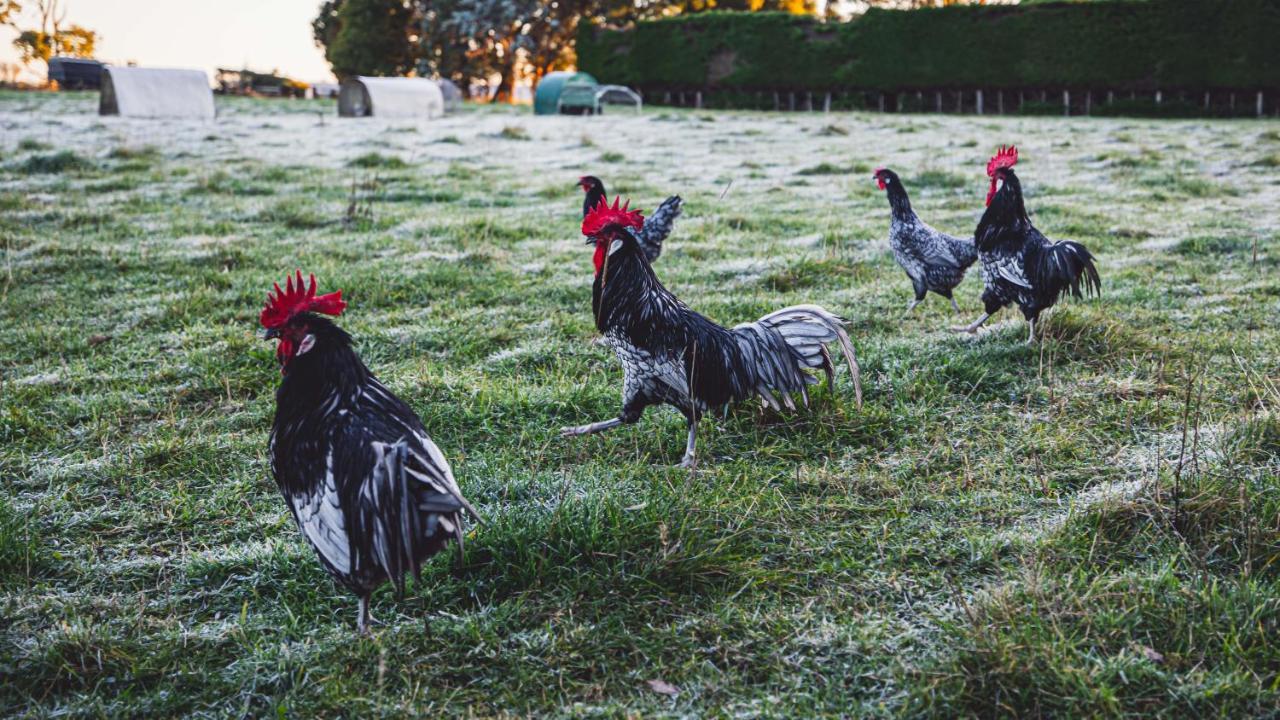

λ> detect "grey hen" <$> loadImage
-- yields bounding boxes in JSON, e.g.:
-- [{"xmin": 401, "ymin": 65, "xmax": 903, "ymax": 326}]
[{"xmin": 873, "ymin": 167, "xmax": 977, "ymax": 315}]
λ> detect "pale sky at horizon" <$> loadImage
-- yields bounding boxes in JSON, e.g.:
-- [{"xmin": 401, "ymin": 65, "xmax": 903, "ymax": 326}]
[{"xmin": 0, "ymin": 0, "xmax": 336, "ymax": 83}]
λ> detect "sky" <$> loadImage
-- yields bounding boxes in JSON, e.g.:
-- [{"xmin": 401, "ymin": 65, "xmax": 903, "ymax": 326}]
[{"xmin": 0, "ymin": 0, "xmax": 335, "ymax": 83}]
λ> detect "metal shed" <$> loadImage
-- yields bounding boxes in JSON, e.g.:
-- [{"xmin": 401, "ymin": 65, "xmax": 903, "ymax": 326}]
[
  {"xmin": 533, "ymin": 71, "xmax": 597, "ymax": 115},
  {"xmin": 49, "ymin": 57, "xmax": 104, "ymax": 90},
  {"xmin": 339, "ymin": 77, "xmax": 444, "ymax": 119}
]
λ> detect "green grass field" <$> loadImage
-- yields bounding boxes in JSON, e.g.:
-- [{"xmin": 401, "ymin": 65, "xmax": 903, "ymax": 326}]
[{"xmin": 2, "ymin": 91, "xmax": 1278, "ymax": 717}]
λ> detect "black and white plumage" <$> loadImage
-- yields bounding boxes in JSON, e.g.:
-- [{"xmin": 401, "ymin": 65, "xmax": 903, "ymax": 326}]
[
  {"xmin": 873, "ymin": 168, "xmax": 977, "ymax": 314},
  {"xmin": 955, "ymin": 149, "xmax": 1101, "ymax": 343},
  {"xmin": 561, "ymin": 221, "xmax": 862, "ymax": 467},
  {"xmin": 265, "ymin": 305, "xmax": 478, "ymax": 634},
  {"xmin": 578, "ymin": 175, "xmax": 683, "ymax": 263}
]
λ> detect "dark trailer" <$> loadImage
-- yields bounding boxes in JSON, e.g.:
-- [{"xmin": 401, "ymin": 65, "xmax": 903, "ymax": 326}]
[{"xmin": 49, "ymin": 58, "xmax": 104, "ymax": 90}]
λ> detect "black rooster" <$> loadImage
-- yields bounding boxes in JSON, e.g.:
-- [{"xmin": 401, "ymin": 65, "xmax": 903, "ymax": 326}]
[
  {"xmin": 577, "ymin": 175, "xmax": 682, "ymax": 263},
  {"xmin": 261, "ymin": 272, "xmax": 480, "ymax": 633},
  {"xmin": 954, "ymin": 146, "xmax": 1101, "ymax": 343},
  {"xmin": 873, "ymin": 167, "xmax": 977, "ymax": 315},
  {"xmin": 561, "ymin": 199, "xmax": 862, "ymax": 467}
]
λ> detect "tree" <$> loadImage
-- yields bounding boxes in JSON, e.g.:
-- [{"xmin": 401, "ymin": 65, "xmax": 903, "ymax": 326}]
[
  {"xmin": 325, "ymin": 0, "xmax": 415, "ymax": 77},
  {"xmin": 0, "ymin": 1, "xmax": 20, "ymax": 26},
  {"xmin": 312, "ymin": 0, "xmax": 344, "ymax": 52},
  {"xmin": 10, "ymin": 0, "xmax": 99, "ymax": 73}
]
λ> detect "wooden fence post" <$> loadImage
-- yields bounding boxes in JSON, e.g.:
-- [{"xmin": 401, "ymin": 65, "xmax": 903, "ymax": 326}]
[
  {"xmin": 823, "ymin": 92, "xmax": 831, "ymax": 113},
  {"xmin": 1063, "ymin": 90, "xmax": 1070, "ymax": 116},
  {"xmin": 936, "ymin": 91, "xmax": 942, "ymax": 113},
  {"xmin": 695, "ymin": 91, "xmax": 702, "ymax": 109},
  {"xmin": 878, "ymin": 93, "xmax": 885, "ymax": 112},
  {"xmin": 789, "ymin": 92, "xmax": 796, "ymax": 111},
  {"xmin": 976, "ymin": 89, "xmax": 983, "ymax": 114},
  {"xmin": 1155, "ymin": 90, "xmax": 1162, "ymax": 105},
  {"xmin": 1085, "ymin": 90, "xmax": 1091, "ymax": 115},
  {"xmin": 773, "ymin": 92, "xmax": 780, "ymax": 111}
]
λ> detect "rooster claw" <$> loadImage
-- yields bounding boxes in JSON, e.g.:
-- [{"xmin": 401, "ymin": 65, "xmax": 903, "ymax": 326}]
[{"xmin": 949, "ymin": 325, "xmax": 977, "ymax": 334}]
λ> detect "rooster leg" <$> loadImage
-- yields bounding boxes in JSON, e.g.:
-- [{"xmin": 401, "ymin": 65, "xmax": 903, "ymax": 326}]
[
  {"xmin": 903, "ymin": 298, "xmax": 922, "ymax": 316},
  {"xmin": 357, "ymin": 594, "xmax": 373, "ymax": 636},
  {"xmin": 678, "ymin": 420, "xmax": 697, "ymax": 469},
  {"xmin": 560, "ymin": 417, "xmax": 624, "ymax": 437},
  {"xmin": 1025, "ymin": 319, "xmax": 1036, "ymax": 345},
  {"xmin": 950, "ymin": 297, "xmax": 961, "ymax": 314},
  {"xmin": 950, "ymin": 313, "xmax": 991, "ymax": 334}
]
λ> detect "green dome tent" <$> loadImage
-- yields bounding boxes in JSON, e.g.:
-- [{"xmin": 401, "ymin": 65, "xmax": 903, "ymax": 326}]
[{"xmin": 533, "ymin": 71, "xmax": 597, "ymax": 115}]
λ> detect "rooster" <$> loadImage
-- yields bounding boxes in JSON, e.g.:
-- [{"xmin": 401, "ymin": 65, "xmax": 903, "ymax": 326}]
[
  {"xmin": 873, "ymin": 167, "xmax": 977, "ymax": 315},
  {"xmin": 577, "ymin": 175, "xmax": 682, "ymax": 263},
  {"xmin": 261, "ymin": 271, "xmax": 480, "ymax": 634},
  {"xmin": 561, "ymin": 199, "xmax": 862, "ymax": 467},
  {"xmin": 954, "ymin": 146, "xmax": 1101, "ymax": 343}
]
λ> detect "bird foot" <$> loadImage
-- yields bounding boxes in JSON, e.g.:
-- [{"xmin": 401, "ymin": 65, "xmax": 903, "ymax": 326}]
[
  {"xmin": 560, "ymin": 425, "xmax": 590, "ymax": 438},
  {"xmin": 949, "ymin": 325, "xmax": 978, "ymax": 335},
  {"xmin": 676, "ymin": 455, "xmax": 696, "ymax": 469}
]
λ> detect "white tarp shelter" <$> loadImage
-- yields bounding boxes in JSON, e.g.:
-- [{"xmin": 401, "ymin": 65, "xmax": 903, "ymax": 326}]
[
  {"xmin": 99, "ymin": 67, "xmax": 215, "ymax": 119},
  {"xmin": 339, "ymin": 77, "xmax": 444, "ymax": 119}
]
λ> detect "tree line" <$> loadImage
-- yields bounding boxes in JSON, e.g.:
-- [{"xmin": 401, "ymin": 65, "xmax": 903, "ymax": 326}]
[{"xmin": 313, "ymin": 0, "xmax": 854, "ymax": 101}]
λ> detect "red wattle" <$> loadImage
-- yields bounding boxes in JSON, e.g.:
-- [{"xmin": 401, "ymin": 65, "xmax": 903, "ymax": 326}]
[{"xmin": 592, "ymin": 241, "xmax": 607, "ymax": 275}]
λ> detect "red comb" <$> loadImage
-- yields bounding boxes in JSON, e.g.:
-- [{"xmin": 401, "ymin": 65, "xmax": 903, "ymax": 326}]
[
  {"xmin": 986, "ymin": 145, "xmax": 1018, "ymax": 177},
  {"xmin": 260, "ymin": 270, "xmax": 347, "ymax": 329},
  {"xmin": 582, "ymin": 196, "xmax": 644, "ymax": 237}
]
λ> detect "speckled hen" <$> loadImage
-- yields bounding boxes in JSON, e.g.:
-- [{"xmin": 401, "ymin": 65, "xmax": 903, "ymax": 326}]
[
  {"xmin": 561, "ymin": 199, "xmax": 863, "ymax": 468},
  {"xmin": 261, "ymin": 272, "xmax": 480, "ymax": 634},
  {"xmin": 873, "ymin": 167, "xmax": 977, "ymax": 315}
]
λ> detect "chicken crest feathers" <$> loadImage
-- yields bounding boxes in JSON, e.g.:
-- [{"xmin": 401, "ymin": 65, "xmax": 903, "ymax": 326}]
[
  {"xmin": 986, "ymin": 145, "xmax": 1018, "ymax": 177},
  {"xmin": 261, "ymin": 271, "xmax": 346, "ymax": 329},
  {"xmin": 582, "ymin": 196, "xmax": 644, "ymax": 237}
]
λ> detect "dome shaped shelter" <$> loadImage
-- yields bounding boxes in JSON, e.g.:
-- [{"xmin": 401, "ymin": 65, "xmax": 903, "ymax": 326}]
[
  {"xmin": 533, "ymin": 71, "xmax": 597, "ymax": 115},
  {"xmin": 99, "ymin": 67, "xmax": 215, "ymax": 119},
  {"xmin": 339, "ymin": 77, "xmax": 444, "ymax": 119}
]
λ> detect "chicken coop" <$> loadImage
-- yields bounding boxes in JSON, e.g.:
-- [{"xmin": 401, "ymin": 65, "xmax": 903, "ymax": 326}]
[
  {"xmin": 99, "ymin": 66, "xmax": 215, "ymax": 119},
  {"xmin": 338, "ymin": 77, "xmax": 444, "ymax": 119},
  {"xmin": 533, "ymin": 71, "xmax": 596, "ymax": 115},
  {"xmin": 561, "ymin": 83, "xmax": 642, "ymax": 115}
]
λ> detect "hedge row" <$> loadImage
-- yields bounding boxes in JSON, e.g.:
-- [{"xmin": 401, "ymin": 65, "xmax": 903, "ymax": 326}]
[{"xmin": 577, "ymin": 0, "xmax": 1280, "ymax": 94}]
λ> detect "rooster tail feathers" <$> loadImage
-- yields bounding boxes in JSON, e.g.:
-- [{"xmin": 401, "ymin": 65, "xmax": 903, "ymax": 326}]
[
  {"xmin": 735, "ymin": 304, "xmax": 863, "ymax": 410},
  {"xmin": 1032, "ymin": 240, "xmax": 1101, "ymax": 302},
  {"xmin": 359, "ymin": 440, "xmax": 470, "ymax": 595}
]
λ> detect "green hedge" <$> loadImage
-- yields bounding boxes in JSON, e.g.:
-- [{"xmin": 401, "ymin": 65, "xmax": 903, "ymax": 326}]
[{"xmin": 577, "ymin": 0, "xmax": 1280, "ymax": 94}]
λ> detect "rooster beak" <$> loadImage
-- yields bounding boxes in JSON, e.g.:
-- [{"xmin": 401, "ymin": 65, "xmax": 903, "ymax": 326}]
[{"xmin": 261, "ymin": 328, "xmax": 281, "ymax": 341}]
